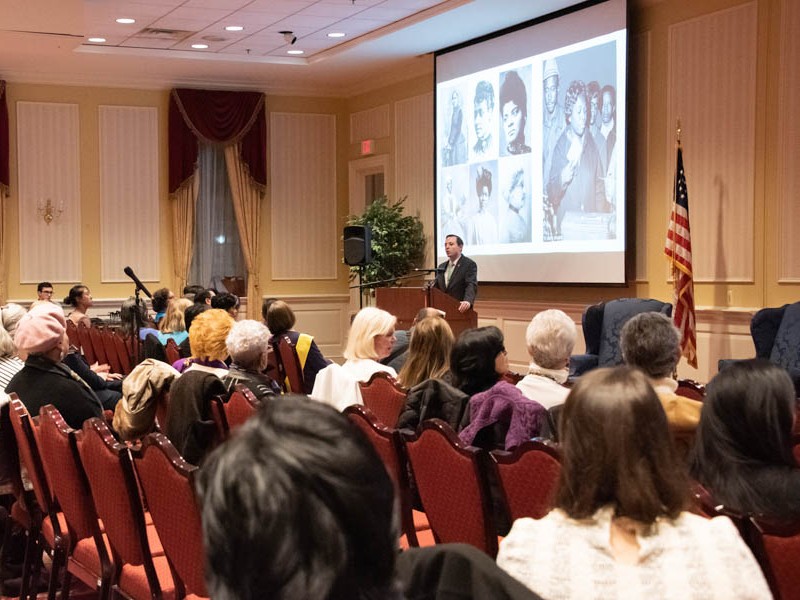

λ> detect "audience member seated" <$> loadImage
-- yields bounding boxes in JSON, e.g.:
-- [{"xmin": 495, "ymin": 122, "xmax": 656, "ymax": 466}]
[
  {"xmin": 516, "ymin": 309, "xmax": 575, "ymax": 410},
  {"xmin": 63, "ymin": 284, "xmax": 94, "ymax": 327},
  {"xmin": 311, "ymin": 307, "xmax": 397, "ymax": 411},
  {"xmin": 165, "ymin": 369, "xmax": 228, "ymax": 465},
  {"xmin": 397, "ymin": 313, "xmax": 454, "ymax": 389},
  {"xmin": 0, "ymin": 304, "xmax": 27, "ymax": 392},
  {"xmin": 690, "ymin": 359, "xmax": 800, "ymax": 518},
  {"xmin": 194, "ymin": 288, "xmax": 216, "ymax": 306},
  {"xmin": 266, "ymin": 300, "xmax": 329, "ymax": 392},
  {"xmin": 180, "ymin": 302, "xmax": 209, "ymax": 357},
  {"xmin": 182, "ymin": 284, "xmax": 206, "ymax": 302},
  {"xmin": 151, "ymin": 287, "xmax": 175, "ymax": 324},
  {"xmin": 63, "ymin": 346, "xmax": 123, "ymax": 410},
  {"xmin": 119, "ymin": 297, "xmax": 159, "ymax": 341},
  {"xmin": 212, "ymin": 292, "xmax": 240, "ymax": 318},
  {"xmin": 157, "ymin": 297, "xmax": 192, "ymax": 345},
  {"xmin": 112, "ymin": 358, "xmax": 180, "ymax": 441},
  {"xmin": 223, "ymin": 320, "xmax": 280, "ymax": 401},
  {"xmin": 6, "ymin": 303, "xmax": 104, "ymax": 429},
  {"xmin": 172, "ymin": 309, "xmax": 235, "ymax": 376},
  {"xmin": 389, "ymin": 307, "xmax": 445, "ymax": 375},
  {"xmin": 621, "ymin": 312, "xmax": 702, "ymax": 458},
  {"xmin": 497, "ymin": 366, "xmax": 771, "ymax": 599}
]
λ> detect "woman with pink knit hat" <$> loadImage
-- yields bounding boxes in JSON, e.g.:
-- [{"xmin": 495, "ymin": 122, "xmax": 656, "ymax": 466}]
[{"xmin": 6, "ymin": 303, "xmax": 103, "ymax": 429}]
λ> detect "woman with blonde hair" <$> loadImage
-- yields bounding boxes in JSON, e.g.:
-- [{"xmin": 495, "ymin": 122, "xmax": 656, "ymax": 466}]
[
  {"xmin": 397, "ymin": 316, "xmax": 454, "ymax": 389},
  {"xmin": 172, "ymin": 309, "xmax": 235, "ymax": 377},
  {"xmin": 157, "ymin": 297, "xmax": 192, "ymax": 345},
  {"xmin": 311, "ymin": 307, "xmax": 397, "ymax": 411},
  {"xmin": 497, "ymin": 366, "xmax": 771, "ymax": 599}
]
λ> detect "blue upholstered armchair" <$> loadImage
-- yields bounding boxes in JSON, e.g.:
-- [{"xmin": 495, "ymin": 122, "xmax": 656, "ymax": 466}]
[
  {"xmin": 719, "ymin": 302, "xmax": 800, "ymax": 393},
  {"xmin": 569, "ymin": 298, "xmax": 673, "ymax": 378}
]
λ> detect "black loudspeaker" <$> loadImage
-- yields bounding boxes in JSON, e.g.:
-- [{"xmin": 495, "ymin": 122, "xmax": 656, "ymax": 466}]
[{"xmin": 343, "ymin": 225, "xmax": 372, "ymax": 266}]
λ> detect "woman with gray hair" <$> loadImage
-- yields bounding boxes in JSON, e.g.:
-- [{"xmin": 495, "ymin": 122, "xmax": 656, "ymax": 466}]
[
  {"xmin": 223, "ymin": 320, "xmax": 280, "ymax": 402},
  {"xmin": 516, "ymin": 309, "xmax": 576, "ymax": 409},
  {"xmin": 0, "ymin": 304, "xmax": 27, "ymax": 392}
]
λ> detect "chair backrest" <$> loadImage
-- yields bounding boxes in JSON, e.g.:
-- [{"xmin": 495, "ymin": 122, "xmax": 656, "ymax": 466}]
[
  {"xmin": 101, "ymin": 328, "xmax": 123, "ymax": 374},
  {"xmin": 344, "ymin": 405, "xmax": 418, "ymax": 545},
  {"xmin": 133, "ymin": 433, "xmax": 208, "ymax": 597},
  {"xmin": 78, "ymin": 418, "xmax": 156, "ymax": 573},
  {"xmin": 66, "ymin": 320, "xmax": 80, "ymax": 350},
  {"xmin": 8, "ymin": 398, "xmax": 56, "ymax": 518},
  {"xmin": 88, "ymin": 325, "xmax": 109, "ymax": 365},
  {"xmin": 358, "ymin": 371, "xmax": 407, "ymax": 427},
  {"xmin": 77, "ymin": 323, "xmax": 97, "ymax": 364},
  {"xmin": 164, "ymin": 338, "xmax": 181, "ymax": 365},
  {"xmin": 209, "ymin": 395, "xmax": 230, "ymax": 442},
  {"xmin": 401, "ymin": 419, "xmax": 497, "ymax": 556},
  {"xmin": 490, "ymin": 441, "xmax": 561, "ymax": 522},
  {"xmin": 747, "ymin": 516, "xmax": 800, "ymax": 600},
  {"xmin": 143, "ymin": 333, "xmax": 168, "ymax": 364},
  {"xmin": 154, "ymin": 390, "xmax": 171, "ymax": 433},
  {"xmin": 38, "ymin": 405, "xmax": 108, "ymax": 553},
  {"xmin": 272, "ymin": 334, "xmax": 305, "ymax": 393},
  {"xmin": 676, "ymin": 378, "xmax": 706, "ymax": 401},
  {"xmin": 225, "ymin": 387, "xmax": 259, "ymax": 431},
  {"xmin": 113, "ymin": 330, "xmax": 134, "ymax": 375},
  {"xmin": 584, "ymin": 298, "xmax": 673, "ymax": 367}
]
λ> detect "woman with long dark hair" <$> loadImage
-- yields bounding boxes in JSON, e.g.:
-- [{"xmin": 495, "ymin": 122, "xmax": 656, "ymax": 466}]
[{"xmin": 691, "ymin": 358, "xmax": 800, "ymax": 517}]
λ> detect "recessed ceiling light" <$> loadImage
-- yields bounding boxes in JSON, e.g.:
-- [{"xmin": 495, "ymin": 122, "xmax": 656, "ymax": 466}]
[
  {"xmin": 192, "ymin": 43, "xmax": 209, "ymax": 49},
  {"xmin": 327, "ymin": 32, "xmax": 346, "ymax": 38},
  {"xmin": 87, "ymin": 37, "xmax": 106, "ymax": 43},
  {"xmin": 287, "ymin": 49, "xmax": 304, "ymax": 55},
  {"xmin": 225, "ymin": 25, "xmax": 244, "ymax": 32},
  {"xmin": 116, "ymin": 18, "xmax": 135, "ymax": 24}
]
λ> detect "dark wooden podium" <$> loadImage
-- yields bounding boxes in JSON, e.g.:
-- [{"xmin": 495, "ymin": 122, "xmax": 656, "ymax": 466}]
[{"xmin": 375, "ymin": 286, "xmax": 477, "ymax": 338}]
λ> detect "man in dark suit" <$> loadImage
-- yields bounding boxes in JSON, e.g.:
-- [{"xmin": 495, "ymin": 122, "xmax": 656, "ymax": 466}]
[{"xmin": 433, "ymin": 234, "xmax": 478, "ymax": 313}]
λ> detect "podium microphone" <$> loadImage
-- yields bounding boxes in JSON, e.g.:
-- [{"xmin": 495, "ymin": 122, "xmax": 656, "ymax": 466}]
[{"xmin": 123, "ymin": 266, "xmax": 153, "ymax": 298}]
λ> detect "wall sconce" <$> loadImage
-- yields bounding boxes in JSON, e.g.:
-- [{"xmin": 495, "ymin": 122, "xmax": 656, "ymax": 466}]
[{"xmin": 37, "ymin": 198, "xmax": 64, "ymax": 225}]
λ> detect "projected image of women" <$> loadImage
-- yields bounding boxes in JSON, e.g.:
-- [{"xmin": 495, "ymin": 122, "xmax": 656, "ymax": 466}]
[
  {"xmin": 500, "ymin": 167, "xmax": 531, "ymax": 244},
  {"xmin": 545, "ymin": 80, "xmax": 605, "ymax": 240},
  {"xmin": 440, "ymin": 172, "xmax": 466, "ymax": 240},
  {"xmin": 466, "ymin": 165, "xmax": 498, "ymax": 245},
  {"xmin": 442, "ymin": 89, "xmax": 467, "ymax": 166},
  {"xmin": 499, "ymin": 69, "xmax": 531, "ymax": 156}
]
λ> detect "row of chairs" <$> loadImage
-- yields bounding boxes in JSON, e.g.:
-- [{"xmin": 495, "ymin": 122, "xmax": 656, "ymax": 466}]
[
  {"xmin": 345, "ymin": 405, "xmax": 561, "ymax": 557},
  {"xmin": 65, "ymin": 321, "xmax": 137, "ymax": 375}
]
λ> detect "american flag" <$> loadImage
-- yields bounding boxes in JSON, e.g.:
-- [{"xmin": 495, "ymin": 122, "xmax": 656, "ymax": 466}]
[{"xmin": 664, "ymin": 146, "xmax": 697, "ymax": 368}]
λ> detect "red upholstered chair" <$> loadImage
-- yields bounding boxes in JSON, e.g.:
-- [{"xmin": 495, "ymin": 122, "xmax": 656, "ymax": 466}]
[
  {"xmin": 164, "ymin": 338, "xmax": 181, "ymax": 365},
  {"xmin": 500, "ymin": 371, "xmax": 524, "ymax": 385},
  {"xmin": 78, "ymin": 417, "xmax": 175, "ymax": 600},
  {"xmin": 225, "ymin": 387, "xmax": 259, "ymax": 432},
  {"xmin": 88, "ymin": 325, "xmax": 110, "ymax": 366},
  {"xmin": 676, "ymin": 378, "xmax": 706, "ymax": 401},
  {"xmin": 747, "ymin": 516, "xmax": 800, "ymax": 600},
  {"xmin": 344, "ymin": 405, "xmax": 431, "ymax": 548},
  {"xmin": 133, "ymin": 433, "xmax": 209, "ymax": 599},
  {"xmin": 114, "ymin": 331, "xmax": 134, "ymax": 375},
  {"xmin": 154, "ymin": 391, "xmax": 171, "ymax": 433},
  {"xmin": 37, "ymin": 405, "xmax": 112, "ymax": 600},
  {"xmin": 101, "ymin": 329, "xmax": 123, "ymax": 375},
  {"xmin": 490, "ymin": 440, "xmax": 561, "ymax": 522},
  {"xmin": 66, "ymin": 320, "xmax": 80, "ymax": 350},
  {"xmin": 358, "ymin": 371, "xmax": 407, "ymax": 427},
  {"xmin": 77, "ymin": 323, "xmax": 96, "ymax": 364},
  {"xmin": 209, "ymin": 395, "xmax": 230, "ymax": 443},
  {"xmin": 272, "ymin": 334, "xmax": 305, "ymax": 393},
  {"xmin": 8, "ymin": 398, "xmax": 68, "ymax": 600},
  {"xmin": 400, "ymin": 419, "xmax": 498, "ymax": 557}
]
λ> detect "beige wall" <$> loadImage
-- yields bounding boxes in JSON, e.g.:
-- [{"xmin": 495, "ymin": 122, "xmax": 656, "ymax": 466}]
[{"xmin": 2, "ymin": 0, "xmax": 797, "ymax": 381}]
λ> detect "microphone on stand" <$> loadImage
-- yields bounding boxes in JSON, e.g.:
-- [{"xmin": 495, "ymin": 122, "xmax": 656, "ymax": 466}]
[{"xmin": 123, "ymin": 266, "xmax": 153, "ymax": 298}]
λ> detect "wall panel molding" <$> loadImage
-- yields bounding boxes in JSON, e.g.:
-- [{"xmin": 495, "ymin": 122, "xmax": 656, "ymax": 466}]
[
  {"xmin": 99, "ymin": 106, "xmax": 159, "ymax": 283},
  {"xmin": 632, "ymin": 31, "xmax": 651, "ymax": 282},
  {"xmin": 350, "ymin": 104, "xmax": 390, "ymax": 143},
  {"xmin": 778, "ymin": 0, "xmax": 800, "ymax": 281},
  {"xmin": 270, "ymin": 112, "xmax": 338, "ymax": 280},
  {"xmin": 395, "ymin": 93, "xmax": 434, "ymax": 266},
  {"xmin": 667, "ymin": 2, "xmax": 757, "ymax": 283},
  {"xmin": 17, "ymin": 101, "xmax": 82, "ymax": 283}
]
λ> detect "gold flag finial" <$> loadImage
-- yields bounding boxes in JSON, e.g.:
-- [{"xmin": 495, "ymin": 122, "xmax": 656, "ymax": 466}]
[{"xmin": 676, "ymin": 118, "xmax": 682, "ymax": 146}]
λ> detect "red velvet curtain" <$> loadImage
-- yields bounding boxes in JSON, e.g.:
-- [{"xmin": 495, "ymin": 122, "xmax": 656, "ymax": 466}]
[
  {"xmin": 168, "ymin": 88, "xmax": 266, "ymax": 194},
  {"xmin": 0, "ymin": 81, "xmax": 9, "ymax": 196}
]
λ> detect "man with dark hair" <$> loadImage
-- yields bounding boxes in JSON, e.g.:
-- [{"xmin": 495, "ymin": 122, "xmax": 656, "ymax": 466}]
[
  {"xmin": 182, "ymin": 284, "xmax": 205, "ymax": 301},
  {"xmin": 151, "ymin": 288, "xmax": 174, "ymax": 324},
  {"xmin": 211, "ymin": 292, "xmax": 240, "ymax": 318},
  {"xmin": 433, "ymin": 234, "xmax": 477, "ymax": 313},
  {"xmin": 194, "ymin": 289, "xmax": 215, "ymax": 306},
  {"xmin": 36, "ymin": 282, "xmax": 54, "ymax": 302}
]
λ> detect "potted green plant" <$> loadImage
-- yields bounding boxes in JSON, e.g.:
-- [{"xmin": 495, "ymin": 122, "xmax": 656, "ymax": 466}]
[{"xmin": 347, "ymin": 196, "xmax": 426, "ymax": 294}]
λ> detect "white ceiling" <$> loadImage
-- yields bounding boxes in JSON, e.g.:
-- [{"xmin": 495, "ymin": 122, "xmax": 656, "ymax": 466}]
[{"xmin": 0, "ymin": 0, "xmax": 587, "ymax": 96}]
